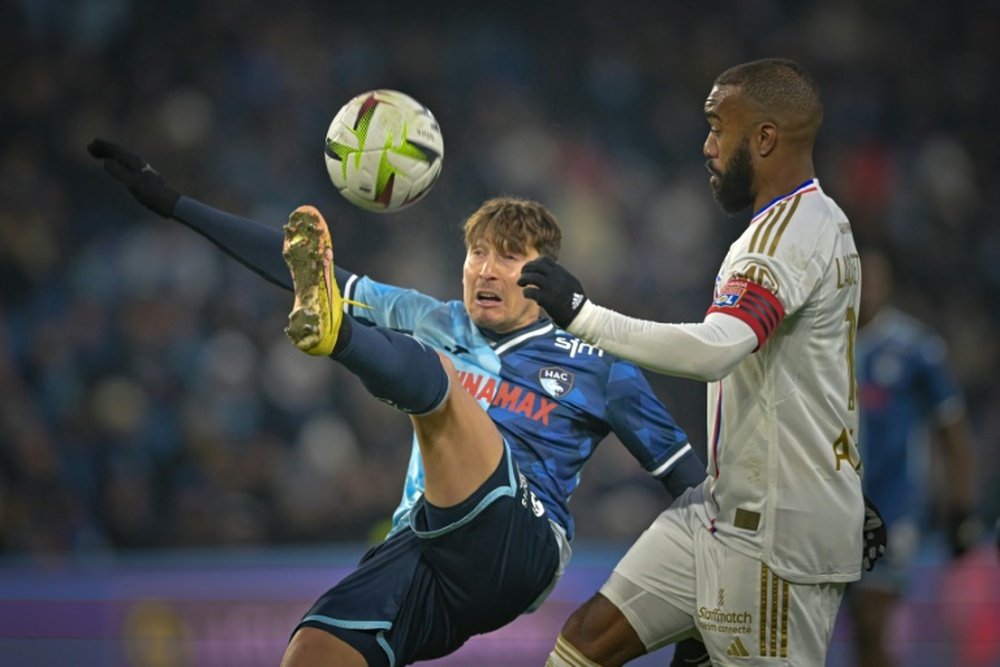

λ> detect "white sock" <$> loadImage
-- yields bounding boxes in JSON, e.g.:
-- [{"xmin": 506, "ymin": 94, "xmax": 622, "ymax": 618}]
[{"xmin": 546, "ymin": 633, "xmax": 601, "ymax": 667}]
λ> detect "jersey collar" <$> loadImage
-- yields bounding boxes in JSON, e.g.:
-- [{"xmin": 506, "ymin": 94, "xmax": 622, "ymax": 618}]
[
  {"xmin": 750, "ymin": 178, "xmax": 819, "ymax": 224},
  {"xmin": 479, "ymin": 319, "xmax": 555, "ymax": 355}
]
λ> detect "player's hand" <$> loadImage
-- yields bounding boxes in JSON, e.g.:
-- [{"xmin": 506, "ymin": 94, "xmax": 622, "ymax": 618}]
[
  {"xmin": 518, "ymin": 256, "xmax": 588, "ymax": 329},
  {"xmin": 670, "ymin": 637, "xmax": 711, "ymax": 667},
  {"xmin": 946, "ymin": 509, "xmax": 983, "ymax": 559},
  {"xmin": 87, "ymin": 138, "xmax": 180, "ymax": 218},
  {"xmin": 862, "ymin": 494, "xmax": 887, "ymax": 572}
]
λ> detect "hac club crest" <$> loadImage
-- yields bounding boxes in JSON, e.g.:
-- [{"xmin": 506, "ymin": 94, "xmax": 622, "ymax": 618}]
[{"xmin": 539, "ymin": 366, "xmax": 574, "ymax": 398}]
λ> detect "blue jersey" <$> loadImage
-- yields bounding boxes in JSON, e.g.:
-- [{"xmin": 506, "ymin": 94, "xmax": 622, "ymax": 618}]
[
  {"xmin": 857, "ymin": 306, "xmax": 965, "ymax": 527},
  {"xmin": 343, "ymin": 273, "xmax": 693, "ymax": 541}
]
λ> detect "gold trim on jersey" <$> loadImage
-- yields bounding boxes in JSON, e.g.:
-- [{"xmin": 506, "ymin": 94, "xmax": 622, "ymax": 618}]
[
  {"xmin": 749, "ymin": 204, "xmax": 782, "ymax": 254},
  {"xmin": 759, "ymin": 564, "xmax": 790, "ymax": 658},
  {"xmin": 749, "ymin": 194, "xmax": 802, "ymax": 256}
]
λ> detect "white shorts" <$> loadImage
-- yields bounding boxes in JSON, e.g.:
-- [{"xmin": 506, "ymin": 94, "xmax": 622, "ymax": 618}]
[{"xmin": 600, "ymin": 487, "xmax": 845, "ymax": 666}]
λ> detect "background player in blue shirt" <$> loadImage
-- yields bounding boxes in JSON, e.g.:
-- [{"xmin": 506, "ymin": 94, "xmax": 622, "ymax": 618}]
[
  {"xmin": 847, "ymin": 245, "xmax": 979, "ymax": 667},
  {"xmin": 88, "ymin": 139, "xmax": 710, "ymax": 667}
]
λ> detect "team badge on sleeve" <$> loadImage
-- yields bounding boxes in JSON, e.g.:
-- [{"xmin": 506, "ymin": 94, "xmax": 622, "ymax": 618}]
[
  {"xmin": 713, "ymin": 278, "xmax": 749, "ymax": 308},
  {"xmin": 707, "ymin": 277, "xmax": 785, "ymax": 349}
]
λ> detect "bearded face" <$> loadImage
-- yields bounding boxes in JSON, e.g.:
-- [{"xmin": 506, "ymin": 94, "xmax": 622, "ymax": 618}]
[{"xmin": 708, "ymin": 137, "xmax": 756, "ymax": 214}]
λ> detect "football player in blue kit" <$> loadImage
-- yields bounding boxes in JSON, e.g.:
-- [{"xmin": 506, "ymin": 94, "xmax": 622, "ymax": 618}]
[
  {"xmin": 847, "ymin": 245, "xmax": 979, "ymax": 667},
  {"xmin": 88, "ymin": 139, "xmax": 711, "ymax": 667}
]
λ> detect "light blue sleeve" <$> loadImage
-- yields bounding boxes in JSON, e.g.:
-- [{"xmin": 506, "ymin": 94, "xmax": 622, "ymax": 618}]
[{"xmin": 341, "ymin": 273, "xmax": 447, "ymax": 332}]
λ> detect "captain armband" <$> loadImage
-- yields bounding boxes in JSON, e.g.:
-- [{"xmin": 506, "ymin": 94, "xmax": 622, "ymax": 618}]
[{"xmin": 706, "ymin": 277, "xmax": 785, "ymax": 350}]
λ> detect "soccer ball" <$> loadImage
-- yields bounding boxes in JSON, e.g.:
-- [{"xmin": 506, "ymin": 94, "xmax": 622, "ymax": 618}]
[{"xmin": 324, "ymin": 89, "xmax": 444, "ymax": 213}]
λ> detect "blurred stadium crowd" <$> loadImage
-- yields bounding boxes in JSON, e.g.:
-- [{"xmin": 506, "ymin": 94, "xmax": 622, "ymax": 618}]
[{"xmin": 1, "ymin": 0, "xmax": 996, "ymax": 557}]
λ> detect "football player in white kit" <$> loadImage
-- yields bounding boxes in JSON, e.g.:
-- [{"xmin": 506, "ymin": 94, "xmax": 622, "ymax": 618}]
[{"xmin": 522, "ymin": 58, "xmax": 877, "ymax": 665}]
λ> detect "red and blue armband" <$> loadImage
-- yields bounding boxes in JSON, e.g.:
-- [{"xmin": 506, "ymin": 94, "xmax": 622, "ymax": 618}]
[{"xmin": 706, "ymin": 277, "xmax": 785, "ymax": 349}]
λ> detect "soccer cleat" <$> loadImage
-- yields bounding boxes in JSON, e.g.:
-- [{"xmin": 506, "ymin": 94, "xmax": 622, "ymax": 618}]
[{"xmin": 282, "ymin": 205, "xmax": 366, "ymax": 356}]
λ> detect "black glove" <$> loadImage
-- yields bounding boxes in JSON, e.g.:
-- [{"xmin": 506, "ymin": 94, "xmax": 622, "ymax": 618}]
[
  {"xmin": 87, "ymin": 138, "xmax": 180, "ymax": 217},
  {"xmin": 517, "ymin": 256, "xmax": 588, "ymax": 329},
  {"xmin": 862, "ymin": 494, "xmax": 887, "ymax": 572},
  {"xmin": 670, "ymin": 637, "xmax": 711, "ymax": 667}
]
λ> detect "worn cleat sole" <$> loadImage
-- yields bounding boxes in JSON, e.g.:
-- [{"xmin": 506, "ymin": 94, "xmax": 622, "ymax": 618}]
[{"xmin": 283, "ymin": 205, "xmax": 340, "ymax": 356}]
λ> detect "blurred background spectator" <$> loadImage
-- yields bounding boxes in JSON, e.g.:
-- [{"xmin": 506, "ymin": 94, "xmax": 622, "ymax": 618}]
[
  {"xmin": 0, "ymin": 0, "xmax": 995, "ymax": 566},
  {"xmin": 847, "ymin": 244, "xmax": 982, "ymax": 667}
]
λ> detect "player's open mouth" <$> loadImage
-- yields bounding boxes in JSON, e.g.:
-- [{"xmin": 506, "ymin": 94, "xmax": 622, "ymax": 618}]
[{"xmin": 476, "ymin": 291, "xmax": 502, "ymax": 304}]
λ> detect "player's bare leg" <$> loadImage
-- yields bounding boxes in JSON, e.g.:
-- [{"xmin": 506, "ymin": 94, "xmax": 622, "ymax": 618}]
[
  {"xmin": 849, "ymin": 588, "xmax": 897, "ymax": 667},
  {"xmin": 546, "ymin": 593, "xmax": 646, "ymax": 667},
  {"xmin": 281, "ymin": 627, "xmax": 366, "ymax": 667},
  {"xmin": 547, "ymin": 593, "xmax": 708, "ymax": 667},
  {"xmin": 410, "ymin": 353, "xmax": 504, "ymax": 507}
]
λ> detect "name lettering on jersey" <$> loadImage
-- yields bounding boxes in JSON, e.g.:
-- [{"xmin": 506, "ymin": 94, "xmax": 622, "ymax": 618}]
[
  {"xmin": 554, "ymin": 336, "xmax": 604, "ymax": 359},
  {"xmin": 539, "ymin": 367, "xmax": 575, "ymax": 398},
  {"xmin": 835, "ymin": 253, "xmax": 861, "ymax": 288},
  {"xmin": 456, "ymin": 370, "xmax": 558, "ymax": 425},
  {"xmin": 832, "ymin": 427, "xmax": 862, "ymax": 473}
]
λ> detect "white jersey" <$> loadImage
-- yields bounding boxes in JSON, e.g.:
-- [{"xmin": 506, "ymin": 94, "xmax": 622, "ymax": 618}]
[{"xmin": 698, "ymin": 178, "xmax": 863, "ymax": 583}]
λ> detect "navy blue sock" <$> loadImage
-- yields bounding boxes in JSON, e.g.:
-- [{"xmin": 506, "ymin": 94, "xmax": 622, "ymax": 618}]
[{"xmin": 332, "ymin": 315, "xmax": 449, "ymax": 415}]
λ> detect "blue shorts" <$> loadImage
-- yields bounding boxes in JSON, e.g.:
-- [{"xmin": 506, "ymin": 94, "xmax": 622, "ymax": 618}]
[{"xmin": 295, "ymin": 443, "xmax": 561, "ymax": 666}]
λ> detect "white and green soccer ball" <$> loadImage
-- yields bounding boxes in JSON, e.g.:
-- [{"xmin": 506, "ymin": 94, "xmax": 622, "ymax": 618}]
[{"xmin": 324, "ymin": 89, "xmax": 444, "ymax": 213}]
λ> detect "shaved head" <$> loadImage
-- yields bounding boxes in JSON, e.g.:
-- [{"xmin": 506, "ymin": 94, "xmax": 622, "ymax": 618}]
[
  {"xmin": 715, "ymin": 58, "xmax": 823, "ymax": 141},
  {"xmin": 702, "ymin": 58, "xmax": 825, "ymax": 214}
]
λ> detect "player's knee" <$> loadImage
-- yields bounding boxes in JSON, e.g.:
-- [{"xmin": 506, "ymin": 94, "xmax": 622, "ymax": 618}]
[{"xmin": 558, "ymin": 593, "xmax": 643, "ymax": 664}]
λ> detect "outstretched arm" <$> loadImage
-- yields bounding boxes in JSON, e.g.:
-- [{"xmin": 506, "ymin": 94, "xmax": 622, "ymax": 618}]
[
  {"xmin": 88, "ymin": 138, "xmax": 352, "ymax": 291},
  {"xmin": 604, "ymin": 358, "xmax": 706, "ymax": 497},
  {"xmin": 519, "ymin": 256, "xmax": 756, "ymax": 381},
  {"xmin": 172, "ymin": 197, "xmax": 292, "ymax": 291},
  {"xmin": 571, "ymin": 304, "xmax": 756, "ymax": 381}
]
